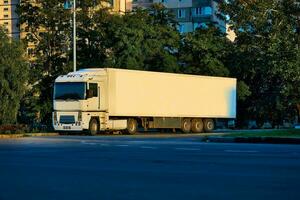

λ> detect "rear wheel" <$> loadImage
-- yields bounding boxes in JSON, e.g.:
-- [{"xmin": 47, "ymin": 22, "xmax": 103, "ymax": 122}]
[
  {"xmin": 181, "ymin": 118, "xmax": 191, "ymax": 133},
  {"xmin": 126, "ymin": 118, "xmax": 137, "ymax": 134},
  {"xmin": 203, "ymin": 119, "xmax": 214, "ymax": 133},
  {"xmin": 89, "ymin": 118, "xmax": 99, "ymax": 135},
  {"xmin": 191, "ymin": 118, "xmax": 203, "ymax": 133}
]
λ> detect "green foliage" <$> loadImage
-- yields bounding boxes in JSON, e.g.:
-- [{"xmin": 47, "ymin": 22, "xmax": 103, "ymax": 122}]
[
  {"xmin": 220, "ymin": 0, "xmax": 300, "ymax": 125},
  {"xmin": 179, "ymin": 27, "xmax": 230, "ymax": 77},
  {"xmin": 103, "ymin": 5, "xmax": 180, "ymax": 72},
  {"xmin": 237, "ymin": 81, "xmax": 251, "ymax": 101},
  {"xmin": 17, "ymin": 0, "xmax": 74, "ymax": 124},
  {"xmin": 0, "ymin": 28, "xmax": 29, "ymax": 124}
]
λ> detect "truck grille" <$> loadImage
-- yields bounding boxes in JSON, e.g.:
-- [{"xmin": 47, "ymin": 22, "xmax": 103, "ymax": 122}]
[{"xmin": 59, "ymin": 115, "xmax": 75, "ymax": 124}]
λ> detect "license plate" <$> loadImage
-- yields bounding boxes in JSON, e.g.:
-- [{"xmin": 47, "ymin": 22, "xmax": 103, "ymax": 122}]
[{"xmin": 63, "ymin": 126, "xmax": 71, "ymax": 130}]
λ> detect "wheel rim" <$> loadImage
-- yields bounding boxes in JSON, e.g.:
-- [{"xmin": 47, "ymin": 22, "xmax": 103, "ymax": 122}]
[
  {"xmin": 207, "ymin": 121, "xmax": 213, "ymax": 130},
  {"xmin": 182, "ymin": 119, "xmax": 191, "ymax": 132},
  {"xmin": 196, "ymin": 122, "xmax": 200, "ymax": 129},
  {"xmin": 192, "ymin": 119, "xmax": 203, "ymax": 133},
  {"xmin": 91, "ymin": 121, "xmax": 98, "ymax": 134},
  {"xmin": 127, "ymin": 119, "xmax": 137, "ymax": 134},
  {"xmin": 184, "ymin": 122, "xmax": 189, "ymax": 129},
  {"xmin": 129, "ymin": 122, "xmax": 136, "ymax": 132}
]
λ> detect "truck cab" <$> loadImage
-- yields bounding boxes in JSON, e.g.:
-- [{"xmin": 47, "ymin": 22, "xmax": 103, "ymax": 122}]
[{"xmin": 53, "ymin": 69, "xmax": 110, "ymax": 134}]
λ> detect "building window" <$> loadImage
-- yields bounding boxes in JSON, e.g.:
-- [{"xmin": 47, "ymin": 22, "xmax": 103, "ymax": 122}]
[
  {"xmin": 178, "ymin": 9, "xmax": 186, "ymax": 18},
  {"xmin": 4, "ymin": 22, "xmax": 9, "ymax": 25},
  {"xmin": 4, "ymin": 15, "xmax": 9, "ymax": 18},
  {"xmin": 192, "ymin": 7, "xmax": 202, "ymax": 17},
  {"xmin": 4, "ymin": 1, "xmax": 9, "ymax": 5},
  {"xmin": 4, "ymin": 7, "xmax": 9, "ymax": 11}
]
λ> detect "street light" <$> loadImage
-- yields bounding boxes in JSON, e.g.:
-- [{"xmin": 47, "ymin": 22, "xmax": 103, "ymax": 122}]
[{"xmin": 64, "ymin": 0, "xmax": 76, "ymax": 72}]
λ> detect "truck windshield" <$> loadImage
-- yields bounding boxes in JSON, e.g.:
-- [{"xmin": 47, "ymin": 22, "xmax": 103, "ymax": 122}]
[{"xmin": 54, "ymin": 82, "xmax": 86, "ymax": 100}]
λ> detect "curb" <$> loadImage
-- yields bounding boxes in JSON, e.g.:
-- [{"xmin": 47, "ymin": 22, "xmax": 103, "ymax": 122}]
[
  {"xmin": 0, "ymin": 133, "xmax": 59, "ymax": 139},
  {"xmin": 204, "ymin": 136, "xmax": 300, "ymax": 145}
]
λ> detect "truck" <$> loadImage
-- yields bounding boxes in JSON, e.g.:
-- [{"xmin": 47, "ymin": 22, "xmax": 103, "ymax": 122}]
[{"xmin": 53, "ymin": 68, "xmax": 236, "ymax": 135}]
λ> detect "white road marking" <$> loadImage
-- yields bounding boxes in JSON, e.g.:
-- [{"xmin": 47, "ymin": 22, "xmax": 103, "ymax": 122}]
[
  {"xmin": 225, "ymin": 150, "xmax": 259, "ymax": 153},
  {"xmin": 140, "ymin": 146, "xmax": 157, "ymax": 149},
  {"xmin": 81, "ymin": 142, "xmax": 96, "ymax": 145},
  {"xmin": 175, "ymin": 148, "xmax": 201, "ymax": 151}
]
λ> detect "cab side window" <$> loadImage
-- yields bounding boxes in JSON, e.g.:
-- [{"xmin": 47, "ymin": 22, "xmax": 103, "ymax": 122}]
[{"xmin": 89, "ymin": 83, "xmax": 98, "ymax": 97}]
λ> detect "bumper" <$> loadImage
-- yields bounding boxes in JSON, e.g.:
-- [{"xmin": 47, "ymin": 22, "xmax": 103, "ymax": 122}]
[{"xmin": 53, "ymin": 124, "xmax": 84, "ymax": 131}]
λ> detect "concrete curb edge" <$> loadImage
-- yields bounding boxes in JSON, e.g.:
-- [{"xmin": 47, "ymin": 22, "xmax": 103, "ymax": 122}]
[{"xmin": 0, "ymin": 133, "xmax": 59, "ymax": 139}]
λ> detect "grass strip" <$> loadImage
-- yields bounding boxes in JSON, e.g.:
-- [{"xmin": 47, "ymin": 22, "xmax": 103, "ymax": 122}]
[{"xmin": 223, "ymin": 129, "xmax": 300, "ymax": 138}]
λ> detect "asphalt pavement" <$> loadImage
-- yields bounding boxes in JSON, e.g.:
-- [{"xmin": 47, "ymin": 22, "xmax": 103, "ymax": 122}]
[{"xmin": 0, "ymin": 135, "xmax": 300, "ymax": 200}]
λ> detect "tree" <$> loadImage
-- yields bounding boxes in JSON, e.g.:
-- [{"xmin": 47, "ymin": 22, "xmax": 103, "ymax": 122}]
[
  {"xmin": 17, "ymin": 0, "xmax": 74, "ymax": 124},
  {"xmin": 104, "ymin": 4, "xmax": 180, "ymax": 73},
  {"xmin": 219, "ymin": 0, "xmax": 300, "ymax": 126},
  {"xmin": 18, "ymin": 0, "xmax": 110, "ymax": 124},
  {"xmin": 0, "ymin": 28, "xmax": 29, "ymax": 124},
  {"xmin": 179, "ymin": 26, "xmax": 230, "ymax": 77},
  {"xmin": 76, "ymin": 1, "xmax": 112, "ymax": 68}
]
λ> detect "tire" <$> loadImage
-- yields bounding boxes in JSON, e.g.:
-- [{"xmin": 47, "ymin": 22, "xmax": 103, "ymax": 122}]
[
  {"xmin": 191, "ymin": 118, "xmax": 204, "ymax": 133},
  {"xmin": 89, "ymin": 118, "xmax": 99, "ymax": 136},
  {"xmin": 181, "ymin": 118, "xmax": 191, "ymax": 133},
  {"xmin": 203, "ymin": 119, "xmax": 214, "ymax": 133},
  {"xmin": 126, "ymin": 118, "xmax": 137, "ymax": 134}
]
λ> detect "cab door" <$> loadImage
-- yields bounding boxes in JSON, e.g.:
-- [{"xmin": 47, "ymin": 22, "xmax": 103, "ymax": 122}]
[{"xmin": 86, "ymin": 82, "xmax": 99, "ymax": 111}]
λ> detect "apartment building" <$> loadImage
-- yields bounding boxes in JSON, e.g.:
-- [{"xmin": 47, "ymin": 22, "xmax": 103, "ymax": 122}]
[
  {"xmin": 133, "ymin": 0, "xmax": 235, "ymax": 40},
  {"xmin": 0, "ymin": 0, "xmax": 131, "ymax": 40},
  {"xmin": 0, "ymin": 0, "xmax": 19, "ymax": 39}
]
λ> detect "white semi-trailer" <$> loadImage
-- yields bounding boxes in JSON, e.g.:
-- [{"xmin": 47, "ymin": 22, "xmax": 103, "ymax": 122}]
[{"xmin": 53, "ymin": 68, "xmax": 236, "ymax": 134}]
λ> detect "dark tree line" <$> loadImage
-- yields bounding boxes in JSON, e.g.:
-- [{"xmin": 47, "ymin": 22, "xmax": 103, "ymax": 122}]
[{"xmin": 1, "ymin": 0, "xmax": 297, "ymax": 127}]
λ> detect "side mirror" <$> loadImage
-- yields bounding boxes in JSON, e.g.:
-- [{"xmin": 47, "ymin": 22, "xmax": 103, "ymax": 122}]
[{"xmin": 87, "ymin": 89, "xmax": 93, "ymax": 99}]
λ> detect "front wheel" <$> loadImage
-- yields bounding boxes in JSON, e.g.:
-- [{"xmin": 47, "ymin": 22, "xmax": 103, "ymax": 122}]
[{"xmin": 89, "ymin": 118, "xmax": 99, "ymax": 135}]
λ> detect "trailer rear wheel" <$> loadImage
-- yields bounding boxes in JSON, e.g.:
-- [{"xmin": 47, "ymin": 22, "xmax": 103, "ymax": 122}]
[
  {"xmin": 89, "ymin": 118, "xmax": 99, "ymax": 135},
  {"xmin": 191, "ymin": 118, "xmax": 203, "ymax": 133},
  {"xmin": 203, "ymin": 119, "xmax": 214, "ymax": 133},
  {"xmin": 181, "ymin": 118, "xmax": 191, "ymax": 133},
  {"xmin": 126, "ymin": 118, "xmax": 137, "ymax": 134}
]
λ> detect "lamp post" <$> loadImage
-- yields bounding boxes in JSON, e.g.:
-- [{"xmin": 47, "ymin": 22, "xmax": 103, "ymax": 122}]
[
  {"xmin": 72, "ymin": 0, "xmax": 76, "ymax": 72},
  {"xmin": 64, "ymin": 0, "xmax": 76, "ymax": 72}
]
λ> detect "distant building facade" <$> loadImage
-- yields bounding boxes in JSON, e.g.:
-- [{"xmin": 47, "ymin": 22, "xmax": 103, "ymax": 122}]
[
  {"xmin": 0, "ymin": 0, "xmax": 131, "ymax": 40},
  {"xmin": 133, "ymin": 0, "xmax": 235, "ymax": 41},
  {"xmin": 0, "ymin": 0, "xmax": 132, "ymax": 60},
  {"xmin": 0, "ymin": 0, "xmax": 20, "ymax": 39}
]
